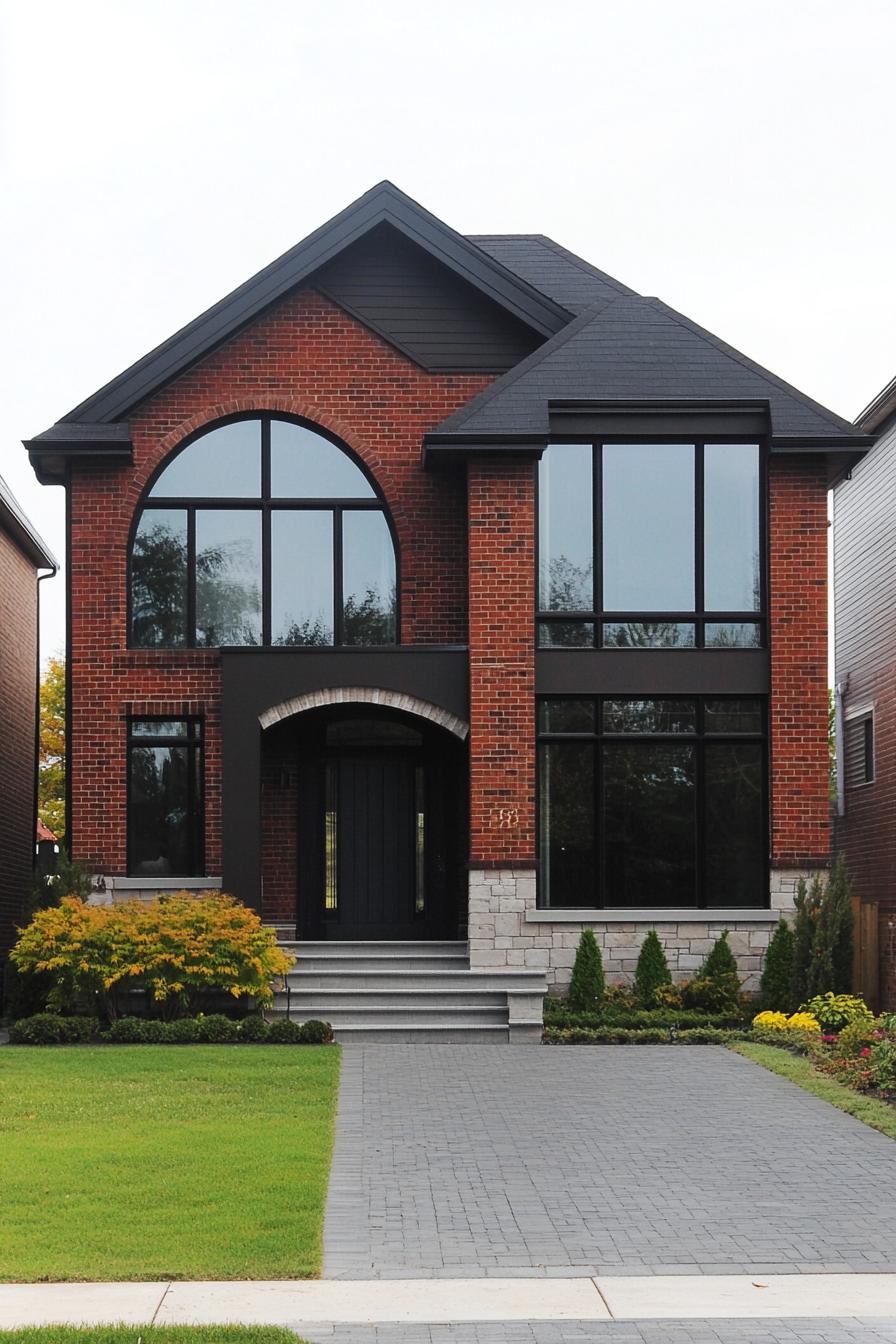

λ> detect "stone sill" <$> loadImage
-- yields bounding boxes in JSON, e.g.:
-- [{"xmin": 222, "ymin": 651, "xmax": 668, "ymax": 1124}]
[
  {"xmin": 526, "ymin": 908, "xmax": 776, "ymax": 924},
  {"xmin": 105, "ymin": 877, "xmax": 222, "ymax": 891}
]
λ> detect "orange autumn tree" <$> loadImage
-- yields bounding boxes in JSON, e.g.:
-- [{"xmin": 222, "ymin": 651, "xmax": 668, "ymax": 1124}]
[{"xmin": 11, "ymin": 893, "xmax": 293, "ymax": 1020}]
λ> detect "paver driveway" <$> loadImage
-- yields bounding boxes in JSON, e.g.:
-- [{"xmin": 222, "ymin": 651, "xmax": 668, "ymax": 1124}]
[
  {"xmin": 296, "ymin": 1323, "xmax": 896, "ymax": 1344},
  {"xmin": 323, "ymin": 1046, "xmax": 896, "ymax": 1278}
]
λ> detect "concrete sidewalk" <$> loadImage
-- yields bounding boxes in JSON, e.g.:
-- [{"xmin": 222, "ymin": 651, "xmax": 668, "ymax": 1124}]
[{"xmin": 1, "ymin": 1274, "xmax": 896, "ymax": 1329}]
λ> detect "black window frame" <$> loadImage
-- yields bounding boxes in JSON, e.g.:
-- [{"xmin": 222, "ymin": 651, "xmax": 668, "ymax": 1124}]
[
  {"xmin": 126, "ymin": 717, "xmax": 205, "ymax": 877},
  {"xmin": 128, "ymin": 412, "xmax": 400, "ymax": 649},
  {"xmin": 536, "ymin": 694, "xmax": 769, "ymax": 909},
  {"xmin": 536, "ymin": 437, "xmax": 767, "ymax": 650}
]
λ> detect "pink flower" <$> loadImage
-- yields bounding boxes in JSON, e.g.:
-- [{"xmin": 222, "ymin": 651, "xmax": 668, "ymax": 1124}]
[{"xmin": 861, "ymin": 1047, "xmax": 872, "ymax": 1057}]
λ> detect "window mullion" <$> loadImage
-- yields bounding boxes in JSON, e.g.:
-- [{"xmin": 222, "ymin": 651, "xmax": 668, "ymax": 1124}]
[
  {"xmin": 593, "ymin": 443, "xmax": 602, "ymax": 648},
  {"xmin": 187, "ymin": 507, "xmax": 196, "ymax": 647},
  {"xmin": 334, "ymin": 508, "xmax": 344, "ymax": 646},
  {"xmin": 695, "ymin": 441, "xmax": 705, "ymax": 646}
]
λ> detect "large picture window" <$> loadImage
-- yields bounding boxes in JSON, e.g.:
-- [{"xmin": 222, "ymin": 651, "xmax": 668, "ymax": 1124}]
[
  {"xmin": 538, "ymin": 441, "xmax": 762, "ymax": 648},
  {"xmin": 130, "ymin": 415, "xmax": 398, "ymax": 648},
  {"xmin": 537, "ymin": 696, "xmax": 767, "ymax": 909},
  {"xmin": 128, "ymin": 719, "xmax": 203, "ymax": 877}
]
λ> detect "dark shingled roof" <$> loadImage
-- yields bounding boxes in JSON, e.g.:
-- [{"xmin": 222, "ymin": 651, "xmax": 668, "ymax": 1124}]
[
  {"xmin": 433, "ymin": 295, "xmax": 861, "ymax": 443},
  {"xmin": 469, "ymin": 235, "xmax": 637, "ymax": 311}
]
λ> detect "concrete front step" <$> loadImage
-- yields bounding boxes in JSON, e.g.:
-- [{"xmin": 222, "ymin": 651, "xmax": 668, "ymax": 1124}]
[
  {"xmin": 284, "ymin": 955, "xmax": 469, "ymax": 973},
  {"xmin": 267, "ymin": 936, "xmax": 546, "ymax": 1043},
  {"xmin": 276, "ymin": 940, "xmax": 468, "ymax": 954},
  {"xmin": 274, "ymin": 989, "xmax": 507, "ymax": 1010},
  {"xmin": 270, "ymin": 1004, "xmax": 508, "ymax": 1026}
]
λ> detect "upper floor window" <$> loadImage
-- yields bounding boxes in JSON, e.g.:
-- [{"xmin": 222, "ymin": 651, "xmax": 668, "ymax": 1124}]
[
  {"xmin": 130, "ymin": 415, "xmax": 397, "ymax": 648},
  {"xmin": 537, "ymin": 441, "xmax": 763, "ymax": 648}
]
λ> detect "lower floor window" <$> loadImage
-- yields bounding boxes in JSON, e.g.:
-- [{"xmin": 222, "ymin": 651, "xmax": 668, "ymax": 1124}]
[
  {"xmin": 537, "ymin": 696, "xmax": 767, "ymax": 908},
  {"xmin": 128, "ymin": 719, "xmax": 204, "ymax": 876}
]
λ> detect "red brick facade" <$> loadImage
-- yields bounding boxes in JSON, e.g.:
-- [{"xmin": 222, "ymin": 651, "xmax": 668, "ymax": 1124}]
[
  {"xmin": 768, "ymin": 457, "xmax": 831, "ymax": 868},
  {"xmin": 467, "ymin": 459, "xmax": 536, "ymax": 867},
  {"xmin": 64, "ymin": 285, "xmax": 832, "ymax": 912},
  {"xmin": 0, "ymin": 530, "xmax": 39, "ymax": 957},
  {"xmin": 68, "ymin": 287, "xmax": 490, "ymax": 873}
]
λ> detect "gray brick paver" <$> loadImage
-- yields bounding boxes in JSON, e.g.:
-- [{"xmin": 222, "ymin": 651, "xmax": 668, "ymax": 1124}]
[
  {"xmin": 293, "ymin": 1322, "xmax": 896, "ymax": 1344},
  {"xmin": 322, "ymin": 1045, "xmax": 896, "ymax": 1278}
]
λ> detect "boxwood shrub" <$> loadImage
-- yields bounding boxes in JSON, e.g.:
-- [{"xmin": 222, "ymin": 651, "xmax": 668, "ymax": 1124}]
[{"xmin": 8, "ymin": 1012, "xmax": 99, "ymax": 1044}]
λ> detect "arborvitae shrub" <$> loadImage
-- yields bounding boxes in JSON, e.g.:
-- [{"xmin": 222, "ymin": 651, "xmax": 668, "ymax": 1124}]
[
  {"xmin": 568, "ymin": 929, "xmax": 606, "ymax": 1010},
  {"xmin": 634, "ymin": 930, "xmax": 672, "ymax": 1007},
  {"xmin": 807, "ymin": 858, "xmax": 854, "ymax": 998},
  {"xmin": 700, "ymin": 931, "xmax": 739, "ymax": 983},
  {"xmin": 760, "ymin": 919, "xmax": 794, "ymax": 1012},
  {"xmin": 790, "ymin": 875, "xmax": 822, "ymax": 1008}
]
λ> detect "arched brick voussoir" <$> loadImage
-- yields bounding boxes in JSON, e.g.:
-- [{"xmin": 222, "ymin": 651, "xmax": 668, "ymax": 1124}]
[{"xmin": 259, "ymin": 687, "xmax": 469, "ymax": 741}]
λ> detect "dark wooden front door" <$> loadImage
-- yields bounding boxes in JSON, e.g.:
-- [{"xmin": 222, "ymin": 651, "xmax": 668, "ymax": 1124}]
[
  {"xmin": 331, "ymin": 753, "xmax": 420, "ymax": 937},
  {"xmin": 297, "ymin": 711, "xmax": 462, "ymax": 940}
]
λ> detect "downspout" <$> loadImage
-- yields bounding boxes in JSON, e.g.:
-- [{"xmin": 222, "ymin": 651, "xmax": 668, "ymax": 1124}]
[
  {"xmin": 34, "ymin": 561, "xmax": 59, "ymax": 872},
  {"xmin": 834, "ymin": 676, "xmax": 849, "ymax": 818}
]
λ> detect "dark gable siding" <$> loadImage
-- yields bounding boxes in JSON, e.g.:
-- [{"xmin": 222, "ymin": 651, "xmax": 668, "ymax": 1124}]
[{"xmin": 312, "ymin": 224, "xmax": 544, "ymax": 373}]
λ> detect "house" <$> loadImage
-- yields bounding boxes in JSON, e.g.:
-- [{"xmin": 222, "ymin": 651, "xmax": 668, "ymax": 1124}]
[
  {"xmin": 0, "ymin": 474, "xmax": 56, "ymax": 971},
  {"xmin": 833, "ymin": 374, "xmax": 896, "ymax": 1010},
  {"xmin": 24, "ymin": 182, "xmax": 870, "ymax": 1038}
]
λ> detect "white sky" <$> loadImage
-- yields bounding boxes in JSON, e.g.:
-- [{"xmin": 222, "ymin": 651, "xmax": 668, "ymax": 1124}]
[{"xmin": 2, "ymin": 0, "xmax": 894, "ymax": 659}]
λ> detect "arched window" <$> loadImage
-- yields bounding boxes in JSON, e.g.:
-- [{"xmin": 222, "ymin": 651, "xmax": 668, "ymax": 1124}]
[{"xmin": 130, "ymin": 415, "xmax": 397, "ymax": 648}]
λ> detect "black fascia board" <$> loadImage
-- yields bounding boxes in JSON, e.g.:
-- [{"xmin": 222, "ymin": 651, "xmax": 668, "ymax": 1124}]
[
  {"xmin": 548, "ymin": 398, "xmax": 772, "ymax": 439},
  {"xmin": 24, "ymin": 422, "xmax": 133, "ymax": 485},
  {"xmin": 59, "ymin": 183, "xmax": 572, "ymax": 426},
  {"xmin": 423, "ymin": 434, "xmax": 547, "ymax": 467}
]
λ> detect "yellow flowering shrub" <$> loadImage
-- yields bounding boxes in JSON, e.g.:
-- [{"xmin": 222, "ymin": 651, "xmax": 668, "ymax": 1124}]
[
  {"xmin": 752, "ymin": 1010, "xmax": 789, "ymax": 1030},
  {"xmin": 786, "ymin": 1011, "xmax": 822, "ymax": 1033},
  {"xmin": 11, "ymin": 893, "xmax": 293, "ymax": 1020}
]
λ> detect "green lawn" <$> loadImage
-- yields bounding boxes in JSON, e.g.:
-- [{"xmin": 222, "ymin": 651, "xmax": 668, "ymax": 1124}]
[
  {"xmin": 0, "ymin": 1046, "xmax": 340, "ymax": 1281},
  {"xmin": 0, "ymin": 1331, "xmax": 303, "ymax": 1343},
  {"xmin": 731, "ymin": 1041, "xmax": 896, "ymax": 1139}
]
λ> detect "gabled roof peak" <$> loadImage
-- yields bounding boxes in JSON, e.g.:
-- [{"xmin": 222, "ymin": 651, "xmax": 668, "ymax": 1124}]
[{"xmin": 56, "ymin": 182, "xmax": 572, "ymax": 427}]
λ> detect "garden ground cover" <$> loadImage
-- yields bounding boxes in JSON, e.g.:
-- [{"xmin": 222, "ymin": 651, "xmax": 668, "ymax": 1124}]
[{"xmin": 0, "ymin": 1047, "xmax": 340, "ymax": 1282}]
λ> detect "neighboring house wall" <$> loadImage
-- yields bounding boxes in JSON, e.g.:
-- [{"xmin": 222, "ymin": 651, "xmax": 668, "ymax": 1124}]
[
  {"xmin": 0, "ymin": 531, "xmax": 37, "ymax": 956},
  {"xmin": 68, "ymin": 286, "xmax": 491, "ymax": 875},
  {"xmin": 834, "ymin": 406, "xmax": 896, "ymax": 1006}
]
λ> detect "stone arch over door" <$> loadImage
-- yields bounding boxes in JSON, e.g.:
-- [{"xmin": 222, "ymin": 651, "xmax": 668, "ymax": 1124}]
[{"xmin": 259, "ymin": 686, "xmax": 469, "ymax": 740}]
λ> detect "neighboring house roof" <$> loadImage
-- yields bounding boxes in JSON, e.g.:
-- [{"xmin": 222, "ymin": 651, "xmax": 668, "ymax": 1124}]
[
  {"xmin": 468, "ymin": 235, "xmax": 637, "ymax": 311},
  {"xmin": 36, "ymin": 818, "xmax": 58, "ymax": 844},
  {"xmin": 0, "ymin": 473, "xmax": 57, "ymax": 569},
  {"xmin": 429, "ymin": 295, "xmax": 868, "ymax": 447},
  {"xmin": 857, "ymin": 374, "xmax": 896, "ymax": 434}
]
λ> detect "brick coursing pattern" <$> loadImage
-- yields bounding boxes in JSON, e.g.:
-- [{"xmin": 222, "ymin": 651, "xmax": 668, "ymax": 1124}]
[
  {"xmin": 68, "ymin": 286, "xmax": 490, "ymax": 881},
  {"xmin": 0, "ymin": 531, "xmax": 38, "ymax": 957},
  {"xmin": 467, "ymin": 460, "xmax": 536, "ymax": 868},
  {"xmin": 768, "ymin": 457, "xmax": 831, "ymax": 868}
]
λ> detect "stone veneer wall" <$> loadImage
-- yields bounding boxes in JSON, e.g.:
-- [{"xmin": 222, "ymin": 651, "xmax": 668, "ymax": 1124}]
[{"xmin": 469, "ymin": 868, "xmax": 818, "ymax": 993}]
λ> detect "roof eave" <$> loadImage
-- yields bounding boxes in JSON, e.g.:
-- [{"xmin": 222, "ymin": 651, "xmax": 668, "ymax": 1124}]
[
  {"xmin": 24, "ymin": 422, "xmax": 134, "ymax": 486},
  {"xmin": 0, "ymin": 478, "xmax": 58, "ymax": 568},
  {"xmin": 857, "ymin": 375, "xmax": 896, "ymax": 434}
]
